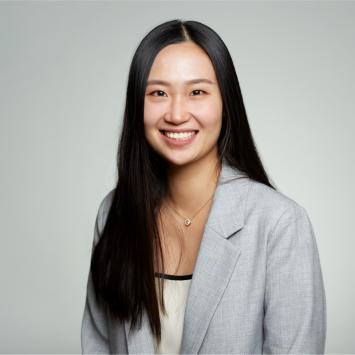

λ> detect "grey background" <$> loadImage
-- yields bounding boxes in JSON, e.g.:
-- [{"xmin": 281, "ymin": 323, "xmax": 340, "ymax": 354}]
[{"xmin": 1, "ymin": 1, "xmax": 354, "ymax": 353}]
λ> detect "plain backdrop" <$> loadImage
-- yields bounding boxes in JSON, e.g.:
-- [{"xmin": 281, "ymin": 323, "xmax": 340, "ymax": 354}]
[{"xmin": 1, "ymin": 1, "xmax": 354, "ymax": 353}]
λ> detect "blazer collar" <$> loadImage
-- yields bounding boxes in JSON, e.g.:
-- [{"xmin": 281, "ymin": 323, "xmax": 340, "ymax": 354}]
[
  {"xmin": 206, "ymin": 157, "xmax": 249, "ymax": 238},
  {"xmin": 122, "ymin": 158, "xmax": 250, "ymax": 354}
]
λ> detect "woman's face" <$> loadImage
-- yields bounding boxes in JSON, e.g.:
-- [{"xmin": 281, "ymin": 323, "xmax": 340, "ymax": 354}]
[{"xmin": 144, "ymin": 41, "xmax": 223, "ymax": 167}]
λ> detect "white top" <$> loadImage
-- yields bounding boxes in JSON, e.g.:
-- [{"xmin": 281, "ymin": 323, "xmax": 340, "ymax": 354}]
[{"xmin": 153, "ymin": 273, "xmax": 193, "ymax": 354}]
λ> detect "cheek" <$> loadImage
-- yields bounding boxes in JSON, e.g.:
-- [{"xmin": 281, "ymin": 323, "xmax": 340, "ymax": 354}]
[
  {"xmin": 143, "ymin": 117, "xmax": 155, "ymax": 143},
  {"xmin": 200, "ymin": 109, "xmax": 222, "ymax": 131},
  {"xmin": 144, "ymin": 100, "xmax": 162, "ymax": 121},
  {"xmin": 197, "ymin": 98, "xmax": 222, "ymax": 129},
  {"xmin": 143, "ymin": 116, "xmax": 153, "ymax": 129},
  {"xmin": 143, "ymin": 109, "xmax": 158, "ymax": 130},
  {"xmin": 143, "ymin": 114, "xmax": 161, "ymax": 146}
]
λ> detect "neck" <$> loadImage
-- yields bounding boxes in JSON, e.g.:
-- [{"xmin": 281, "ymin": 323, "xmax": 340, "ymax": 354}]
[{"xmin": 164, "ymin": 152, "xmax": 221, "ymax": 218}]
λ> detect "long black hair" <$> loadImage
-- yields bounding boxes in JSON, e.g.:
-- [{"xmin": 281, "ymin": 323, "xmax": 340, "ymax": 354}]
[{"xmin": 90, "ymin": 19, "xmax": 277, "ymax": 345}]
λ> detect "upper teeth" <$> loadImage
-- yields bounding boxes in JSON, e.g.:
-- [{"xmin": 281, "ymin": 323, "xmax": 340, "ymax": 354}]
[{"xmin": 164, "ymin": 131, "xmax": 196, "ymax": 139}]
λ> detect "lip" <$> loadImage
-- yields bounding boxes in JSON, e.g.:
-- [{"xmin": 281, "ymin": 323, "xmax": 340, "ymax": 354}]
[
  {"xmin": 160, "ymin": 129, "xmax": 199, "ymax": 133},
  {"xmin": 159, "ymin": 130, "xmax": 198, "ymax": 147}
]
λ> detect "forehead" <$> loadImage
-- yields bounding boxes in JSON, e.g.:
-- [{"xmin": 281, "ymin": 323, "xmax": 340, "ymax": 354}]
[{"xmin": 147, "ymin": 42, "xmax": 217, "ymax": 83}]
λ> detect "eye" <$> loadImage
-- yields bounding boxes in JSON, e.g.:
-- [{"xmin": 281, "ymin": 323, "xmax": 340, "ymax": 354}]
[
  {"xmin": 150, "ymin": 90, "xmax": 167, "ymax": 97},
  {"xmin": 191, "ymin": 89, "xmax": 206, "ymax": 96}
]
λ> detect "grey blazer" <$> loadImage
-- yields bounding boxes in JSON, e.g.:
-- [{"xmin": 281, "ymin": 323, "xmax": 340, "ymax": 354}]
[{"xmin": 81, "ymin": 160, "xmax": 327, "ymax": 354}]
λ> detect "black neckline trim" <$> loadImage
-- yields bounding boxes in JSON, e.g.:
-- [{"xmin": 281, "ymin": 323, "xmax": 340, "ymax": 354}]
[{"xmin": 154, "ymin": 272, "xmax": 193, "ymax": 280}]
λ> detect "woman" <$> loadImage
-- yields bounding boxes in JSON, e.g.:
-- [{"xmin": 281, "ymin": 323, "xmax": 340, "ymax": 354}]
[{"xmin": 81, "ymin": 19, "xmax": 326, "ymax": 354}]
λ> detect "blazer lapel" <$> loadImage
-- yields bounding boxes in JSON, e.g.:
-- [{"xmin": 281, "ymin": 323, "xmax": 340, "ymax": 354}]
[
  {"xmin": 124, "ymin": 159, "xmax": 249, "ymax": 354},
  {"xmin": 179, "ymin": 161, "xmax": 248, "ymax": 354}
]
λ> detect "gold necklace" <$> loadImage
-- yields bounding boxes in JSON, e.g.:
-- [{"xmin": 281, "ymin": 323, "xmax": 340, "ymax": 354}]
[
  {"xmin": 167, "ymin": 193, "xmax": 215, "ymax": 227},
  {"xmin": 166, "ymin": 162, "xmax": 221, "ymax": 227}
]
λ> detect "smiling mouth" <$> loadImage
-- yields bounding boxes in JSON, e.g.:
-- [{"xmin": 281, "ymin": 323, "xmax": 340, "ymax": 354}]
[
  {"xmin": 159, "ymin": 130, "xmax": 199, "ymax": 145},
  {"xmin": 159, "ymin": 130, "xmax": 199, "ymax": 136}
]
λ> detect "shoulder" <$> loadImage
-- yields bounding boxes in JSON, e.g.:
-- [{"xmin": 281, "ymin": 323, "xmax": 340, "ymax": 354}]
[
  {"xmin": 220, "ymin": 161, "xmax": 308, "ymax": 221},
  {"xmin": 239, "ymin": 177, "xmax": 310, "ymax": 230},
  {"xmin": 247, "ymin": 178, "xmax": 304, "ymax": 210}
]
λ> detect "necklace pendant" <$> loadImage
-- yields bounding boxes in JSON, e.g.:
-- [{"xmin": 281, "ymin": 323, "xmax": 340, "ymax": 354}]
[{"xmin": 184, "ymin": 218, "xmax": 192, "ymax": 226}]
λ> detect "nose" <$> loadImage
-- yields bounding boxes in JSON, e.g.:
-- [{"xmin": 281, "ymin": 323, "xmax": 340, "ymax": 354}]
[{"xmin": 164, "ymin": 96, "xmax": 191, "ymax": 124}]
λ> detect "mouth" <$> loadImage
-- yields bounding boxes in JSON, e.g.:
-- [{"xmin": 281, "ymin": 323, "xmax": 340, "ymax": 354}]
[
  {"xmin": 159, "ymin": 130, "xmax": 199, "ymax": 136},
  {"xmin": 159, "ymin": 130, "xmax": 199, "ymax": 146}
]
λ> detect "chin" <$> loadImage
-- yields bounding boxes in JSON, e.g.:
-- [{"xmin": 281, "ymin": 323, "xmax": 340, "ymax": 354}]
[{"xmin": 161, "ymin": 154, "xmax": 198, "ymax": 167}]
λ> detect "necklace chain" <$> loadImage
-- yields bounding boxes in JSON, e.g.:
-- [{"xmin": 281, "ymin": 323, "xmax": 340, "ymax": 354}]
[
  {"xmin": 167, "ymin": 192, "xmax": 215, "ymax": 227},
  {"xmin": 166, "ymin": 163, "xmax": 221, "ymax": 227}
]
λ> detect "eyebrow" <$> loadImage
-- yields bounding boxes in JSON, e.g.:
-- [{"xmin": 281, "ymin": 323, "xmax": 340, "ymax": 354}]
[{"xmin": 146, "ymin": 78, "xmax": 216, "ymax": 86}]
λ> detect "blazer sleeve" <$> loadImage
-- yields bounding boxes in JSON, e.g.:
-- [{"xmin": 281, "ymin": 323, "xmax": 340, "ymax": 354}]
[
  {"xmin": 81, "ymin": 197, "xmax": 111, "ymax": 354},
  {"xmin": 262, "ymin": 204, "xmax": 327, "ymax": 354}
]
